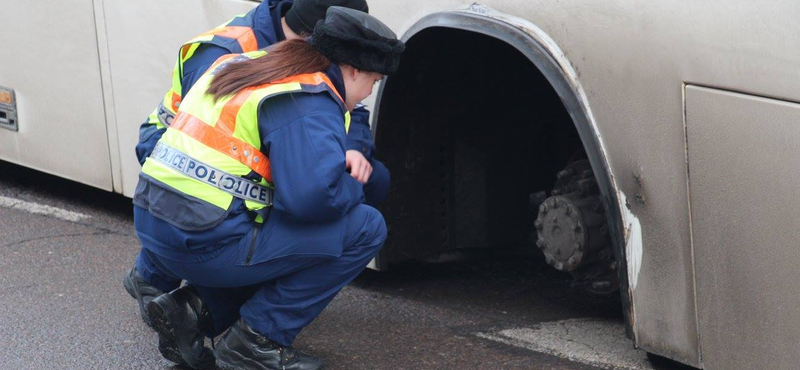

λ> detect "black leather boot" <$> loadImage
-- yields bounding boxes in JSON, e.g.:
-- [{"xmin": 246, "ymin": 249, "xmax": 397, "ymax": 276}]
[
  {"xmin": 146, "ymin": 285, "xmax": 216, "ymax": 369},
  {"xmin": 122, "ymin": 266, "xmax": 163, "ymax": 327},
  {"xmin": 216, "ymin": 318, "xmax": 323, "ymax": 370}
]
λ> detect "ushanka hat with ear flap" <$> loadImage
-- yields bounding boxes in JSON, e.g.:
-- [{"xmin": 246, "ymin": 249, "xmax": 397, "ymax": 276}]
[{"xmin": 309, "ymin": 6, "xmax": 405, "ymax": 75}]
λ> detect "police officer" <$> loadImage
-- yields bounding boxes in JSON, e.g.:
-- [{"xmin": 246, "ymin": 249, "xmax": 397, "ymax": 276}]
[
  {"xmin": 124, "ymin": 0, "xmax": 392, "ymax": 329},
  {"xmin": 133, "ymin": 7, "xmax": 404, "ymax": 370}
]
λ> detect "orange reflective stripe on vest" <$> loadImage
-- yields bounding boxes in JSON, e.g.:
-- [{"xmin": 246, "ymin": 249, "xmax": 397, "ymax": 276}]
[
  {"xmin": 270, "ymin": 73, "xmax": 345, "ymax": 103},
  {"xmin": 205, "ymin": 58, "xmax": 344, "ymax": 103},
  {"xmin": 214, "ymin": 72, "xmax": 345, "ymax": 143},
  {"xmin": 217, "ymin": 88, "xmax": 255, "ymax": 133},
  {"xmin": 181, "ymin": 26, "xmax": 258, "ymax": 60},
  {"xmin": 170, "ymin": 112, "xmax": 273, "ymax": 183}
]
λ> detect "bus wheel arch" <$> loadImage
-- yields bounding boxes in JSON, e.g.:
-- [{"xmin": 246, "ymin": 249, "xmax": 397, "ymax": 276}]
[{"xmin": 371, "ymin": 8, "xmax": 634, "ymax": 337}]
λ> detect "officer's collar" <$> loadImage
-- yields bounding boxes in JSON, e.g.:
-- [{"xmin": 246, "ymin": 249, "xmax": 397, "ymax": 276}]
[
  {"xmin": 250, "ymin": 0, "xmax": 292, "ymax": 46},
  {"xmin": 271, "ymin": 0, "xmax": 294, "ymax": 42},
  {"xmin": 323, "ymin": 63, "xmax": 347, "ymax": 104}
]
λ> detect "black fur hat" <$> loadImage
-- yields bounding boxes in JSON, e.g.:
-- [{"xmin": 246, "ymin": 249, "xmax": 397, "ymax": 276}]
[
  {"xmin": 284, "ymin": 0, "xmax": 369, "ymax": 36},
  {"xmin": 309, "ymin": 7, "xmax": 405, "ymax": 75}
]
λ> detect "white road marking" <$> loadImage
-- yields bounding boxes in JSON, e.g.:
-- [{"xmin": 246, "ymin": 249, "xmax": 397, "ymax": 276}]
[
  {"xmin": 0, "ymin": 196, "xmax": 91, "ymax": 223},
  {"xmin": 477, "ymin": 318, "xmax": 654, "ymax": 370}
]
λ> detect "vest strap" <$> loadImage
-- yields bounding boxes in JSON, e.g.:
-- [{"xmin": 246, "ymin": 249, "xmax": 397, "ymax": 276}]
[{"xmin": 151, "ymin": 142, "xmax": 273, "ymax": 207}]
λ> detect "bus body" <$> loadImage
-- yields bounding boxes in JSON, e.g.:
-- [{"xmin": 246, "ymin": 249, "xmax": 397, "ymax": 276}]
[{"xmin": 4, "ymin": 1, "xmax": 800, "ymax": 369}]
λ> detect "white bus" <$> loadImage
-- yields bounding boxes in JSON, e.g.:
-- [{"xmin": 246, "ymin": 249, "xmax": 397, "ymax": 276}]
[{"xmin": 4, "ymin": 1, "xmax": 800, "ymax": 369}]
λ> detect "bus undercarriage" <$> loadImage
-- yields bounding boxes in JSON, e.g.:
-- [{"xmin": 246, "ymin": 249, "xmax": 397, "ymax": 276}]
[{"xmin": 374, "ymin": 26, "xmax": 619, "ymax": 295}]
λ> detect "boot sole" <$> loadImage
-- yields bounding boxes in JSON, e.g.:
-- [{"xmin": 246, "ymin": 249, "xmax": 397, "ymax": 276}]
[
  {"xmin": 123, "ymin": 269, "xmax": 153, "ymax": 327},
  {"xmin": 146, "ymin": 296, "xmax": 186, "ymax": 366},
  {"xmin": 147, "ymin": 295, "xmax": 216, "ymax": 369}
]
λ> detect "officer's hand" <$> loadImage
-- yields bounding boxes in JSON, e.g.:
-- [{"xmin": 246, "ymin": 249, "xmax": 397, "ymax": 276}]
[{"xmin": 346, "ymin": 150, "xmax": 372, "ymax": 184}]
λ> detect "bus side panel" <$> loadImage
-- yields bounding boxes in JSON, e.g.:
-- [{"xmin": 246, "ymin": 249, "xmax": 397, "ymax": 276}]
[
  {"xmin": 687, "ymin": 85, "xmax": 800, "ymax": 370},
  {"xmin": 100, "ymin": 0, "xmax": 258, "ymax": 198},
  {"xmin": 0, "ymin": 0, "xmax": 112, "ymax": 190}
]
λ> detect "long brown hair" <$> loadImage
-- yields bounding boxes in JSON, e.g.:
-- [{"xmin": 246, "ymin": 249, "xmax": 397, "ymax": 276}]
[{"xmin": 207, "ymin": 39, "xmax": 331, "ymax": 101}]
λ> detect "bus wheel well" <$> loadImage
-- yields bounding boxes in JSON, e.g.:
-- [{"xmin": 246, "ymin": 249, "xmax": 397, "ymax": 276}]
[{"xmin": 372, "ymin": 12, "xmax": 633, "ymax": 336}]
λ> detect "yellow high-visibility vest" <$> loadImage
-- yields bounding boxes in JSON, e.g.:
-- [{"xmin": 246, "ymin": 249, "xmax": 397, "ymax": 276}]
[
  {"xmin": 147, "ymin": 16, "xmax": 263, "ymax": 131},
  {"xmin": 140, "ymin": 52, "xmax": 351, "ymax": 219}
]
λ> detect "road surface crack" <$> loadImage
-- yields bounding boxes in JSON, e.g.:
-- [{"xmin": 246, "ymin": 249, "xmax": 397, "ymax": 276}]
[{"xmin": 0, "ymin": 231, "xmax": 111, "ymax": 249}]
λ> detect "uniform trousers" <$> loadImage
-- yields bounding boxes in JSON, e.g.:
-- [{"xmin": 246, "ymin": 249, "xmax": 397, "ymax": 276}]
[
  {"xmin": 137, "ymin": 158, "xmax": 388, "ymax": 288},
  {"xmin": 135, "ymin": 201, "xmax": 386, "ymax": 346}
]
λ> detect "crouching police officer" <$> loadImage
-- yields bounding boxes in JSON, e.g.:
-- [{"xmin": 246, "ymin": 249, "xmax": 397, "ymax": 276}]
[
  {"xmin": 124, "ymin": 0, "xmax": 393, "ymax": 329},
  {"xmin": 131, "ymin": 7, "xmax": 404, "ymax": 370}
]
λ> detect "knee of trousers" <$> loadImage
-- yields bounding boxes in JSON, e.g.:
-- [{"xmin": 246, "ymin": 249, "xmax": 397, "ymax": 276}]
[{"xmin": 344, "ymin": 204, "xmax": 388, "ymax": 252}]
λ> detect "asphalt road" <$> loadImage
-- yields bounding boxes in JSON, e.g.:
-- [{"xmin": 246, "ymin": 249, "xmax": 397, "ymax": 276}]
[{"xmin": 0, "ymin": 160, "xmax": 695, "ymax": 370}]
